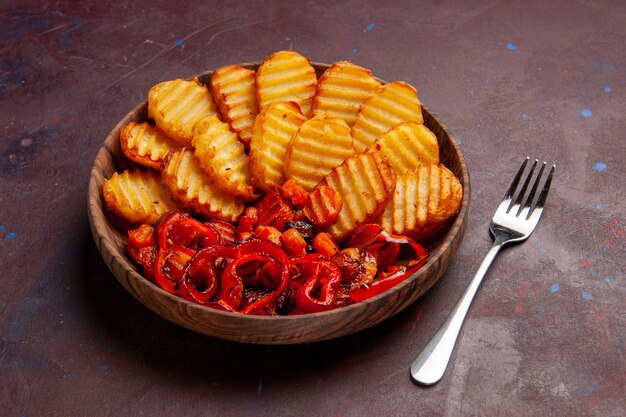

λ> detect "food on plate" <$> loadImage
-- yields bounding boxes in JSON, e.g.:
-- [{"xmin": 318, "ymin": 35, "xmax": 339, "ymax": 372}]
[
  {"xmin": 311, "ymin": 61, "xmax": 381, "ymax": 126},
  {"xmin": 102, "ymin": 169, "xmax": 177, "ymax": 226},
  {"xmin": 351, "ymin": 81, "xmax": 424, "ymax": 152},
  {"xmin": 192, "ymin": 116, "xmax": 258, "ymax": 201},
  {"xmin": 248, "ymin": 102, "xmax": 307, "ymax": 192},
  {"xmin": 119, "ymin": 122, "xmax": 179, "ymax": 171},
  {"xmin": 318, "ymin": 152, "xmax": 396, "ymax": 241},
  {"xmin": 378, "ymin": 163, "xmax": 463, "ymax": 239},
  {"xmin": 148, "ymin": 78, "xmax": 218, "ymax": 146},
  {"xmin": 364, "ymin": 121, "xmax": 439, "ymax": 174},
  {"xmin": 210, "ymin": 65, "xmax": 259, "ymax": 146},
  {"xmin": 161, "ymin": 147, "xmax": 245, "ymax": 223},
  {"xmin": 127, "ymin": 209, "xmax": 428, "ymax": 314},
  {"xmin": 101, "ymin": 50, "xmax": 465, "ymax": 316},
  {"xmin": 284, "ymin": 114, "xmax": 355, "ymax": 191},
  {"xmin": 255, "ymin": 50, "xmax": 317, "ymax": 117}
]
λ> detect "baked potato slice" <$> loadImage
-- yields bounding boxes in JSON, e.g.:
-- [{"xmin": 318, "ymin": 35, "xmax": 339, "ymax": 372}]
[
  {"xmin": 210, "ymin": 65, "xmax": 259, "ymax": 147},
  {"xmin": 284, "ymin": 114, "xmax": 355, "ymax": 191},
  {"xmin": 120, "ymin": 122, "xmax": 179, "ymax": 171},
  {"xmin": 148, "ymin": 78, "xmax": 218, "ymax": 146},
  {"xmin": 378, "ymin": 163, "xmax": 462, "ymax": 240},
  {"xmin": 351, "ymin": 81, "xmax": 423, "ymax": 153},
  {"xmin": 103, "ymin": 169, "xmax": 177, "ymax": 226},
  {"xmin": 248, "ymin": 101, "xmax": 307, "ymax": 192},
  {"xmin": 161, "ymin": 147, "xmax": 245, "ymax": 223},
  {"xmin": 318, "ymin": 152, "xmax": 396, "ymax": 241},
  {"xmin": 192, "ymin": 116, "xmax": 258, "ymax": 201},
  {"xmin": 364, "ymin": 121, "xmax": 439, "ymax": 175},
  {"xmin": 256, "ymin": 50, "xmax": 317, "ymax": 117},
  {"xmin": 311, "ymin": 61, "xmax": 381, "ymax": 127}
]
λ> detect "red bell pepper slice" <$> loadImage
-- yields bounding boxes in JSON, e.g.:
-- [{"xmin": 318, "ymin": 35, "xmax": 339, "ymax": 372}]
[
  {"xmin": 295, "ymin": 255, "xmax": 343, "ymax": 313},
  {"xmin": 220, "ymin": 239, "xmax": 290, "ymax": 314},
  {"xmin": 349, "ymin": 266, "xmax": 410, "ymax": 303},
  {"xmin": 169, "ymin": 218, "xmax": 220, "ymax": 249},
  {"xmin": 154, "ymin": 245, "xmax": 195, "ymax": 295},
  {"xmin": 348, "ymin": 224, "xmax": 429, "ymax": 302},
  {"xmin": 181, "ymin": 244, "xmax": 236, "ymax": 304}
]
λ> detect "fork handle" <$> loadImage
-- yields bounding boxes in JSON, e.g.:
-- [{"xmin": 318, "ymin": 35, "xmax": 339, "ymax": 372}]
[{"xmin": 410, "ymin": 242, "xmax": 503, "ymax": 385}]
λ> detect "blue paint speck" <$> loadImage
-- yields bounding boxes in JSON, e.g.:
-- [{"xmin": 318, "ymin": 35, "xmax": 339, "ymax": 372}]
[
  {"xmin": 0, "ymin": 226, "xmax": 4, "ymax": 230},
  {"xmin": 581, "ymin": 108, "xmax": 593, "ymax": 117},
  {"xmin": 8, "ymin": 251, "xmax": 15, "ymax": 257},
  {"xmin": 175, "ymin": 40, "xmax": 183, "ymax": 46},
  {"xmin": 365, "ymin": 23, "xmax": 375, "ymax": 31},
  {"xmin": 257, "ymin": 378, "xmax": 263, "ymax": 395},
  {"xmin": 550, "ymin": 283, "xmax": 560, "ymax": 293},
  {"xmin": 583, "ymin": 385, "xmax": 601, "ymax": 395},
  {"xmin": 582, "ymin": 292, "xmax": 592, "ymax": 301},
  {"xmin": 595, "ymin": 202, "xmax": 604, "ymax": 209},
  {"xmin": 6, "ymin": 232, "xmax": 17, "ymax": 239},
  {"xmin": 594, "ymin": 162, "xmax": 607, "ymax": 172},
  {"xmin": 539, "ymin": 247, "xmax": 546, "ymax": 254},
  {"xmin": 107, "ymin": 347, "xmax": 113, "ymax": 353},
  {"xmin": 455, "ymin": 137, "xmax": 462, "ymax": 145},
  {"xmin": 352, "ymin": 47, "xmax": 358, "ymax": 53},
  {"xmin": 506, "ymin": 42, "xmax": 517, "ymax": 51},
  {"xmin": 521, "ymin": 113, "xmax": 529, "ymax": 119},
  {"xmin": 603, "ymin": 86, "xmax": 612, "ymax": 93},
  {"xmin": 604, "ymin": 276, "xmax": 612, "ymax": 284}
]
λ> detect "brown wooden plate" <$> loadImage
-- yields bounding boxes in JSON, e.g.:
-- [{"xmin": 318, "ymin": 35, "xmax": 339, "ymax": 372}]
[{"xmin": 87, "ymin": 62, "xmax": 470, "ymax": 344}]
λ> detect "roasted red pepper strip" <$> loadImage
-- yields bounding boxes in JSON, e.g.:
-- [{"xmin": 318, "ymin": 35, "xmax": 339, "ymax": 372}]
[
  {"xmin": 181, "ymin": 244, "xmax": 236, "ymax": 304},
  {"xmin": 220, "ymin": 239, "xmax": 290, "ymax": 314},
  {"xmin": 154, "ymin": 245, "xmax": 195, "ymax": 295},
  {"xmin": 127, "ymin": 224, "xmax": 157, "ymax": 281},
  {"xmin": 348, "ymin": 224, "xmax": 428, "ymax": 302},
  {"xmin": 295, "ymin": 255, "xmax": 343, "ymax": 313},
  {"xmin": 350, "ymin": 266, "xmax": 410, "ymax": 303},
  {"xmin": 128, "ymin": 224, "xmax": 156, "ymax": 249},
  {"xmin": 154, "ymin": 212, "xmax": 194, "ymax": 294},
  {"xmin": 349, "ymin": 224, "xmax": 427, "ymax": 271},
  {"xmin": 170, "ymin": 218, "xmax": 220, "ymax": 248},
  {"xmin": 206, "ymin": 219, "xmax": 237, "ymax": 245}
]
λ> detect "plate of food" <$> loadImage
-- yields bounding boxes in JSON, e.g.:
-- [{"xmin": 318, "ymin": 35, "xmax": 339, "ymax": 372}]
[{"xmin": 88, "ymin": 50, "xmax": 470, "ymax": 344}]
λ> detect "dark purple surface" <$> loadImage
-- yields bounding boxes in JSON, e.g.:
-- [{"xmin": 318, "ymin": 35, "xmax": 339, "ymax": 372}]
[{"xmin": 1, "ymin": 0, "xmax": 624, "ymax": 415}]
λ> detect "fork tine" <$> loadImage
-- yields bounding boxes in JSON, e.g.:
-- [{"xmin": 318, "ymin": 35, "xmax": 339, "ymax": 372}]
[
  {"xmin": 528, "ymin": 164, "xmax": 555, "ymax": 223},
  {"xmin": 519, "ymin": 161, "xmax": 545, "ymax": 218},
  {"xmin": 503, "ymin": 157, "xmax": 529, "ymax": 202},
  {"xmin": 535, "ymin": 164, "xmax": 555, "ymax": 209},
  {"xmin": 511, "ymin": 159, "xmax": 538, "ymax": 214}
]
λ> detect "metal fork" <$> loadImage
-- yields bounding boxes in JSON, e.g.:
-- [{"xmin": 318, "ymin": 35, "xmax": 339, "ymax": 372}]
[{"xmin": 410, "ymin": 157, "xmax": 555, "ymax": 385}]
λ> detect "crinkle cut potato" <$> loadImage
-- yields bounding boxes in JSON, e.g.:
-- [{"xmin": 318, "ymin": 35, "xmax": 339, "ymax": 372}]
[
  {"xmin": 311, "ymin": 60, "xmax": 381, "ymax": 127},
  {"xmin": 364, "ymin": 121, "xmax": 439, "ymax": 175},
  {"xmin": 351, "ymin": 81, "xmax": 424, "ymax": 153},
  {"xmin": 378, "ymin": 163, "xmax": 462, "ymax": 240},
  {"xmin": 192, "ymin": 116, "xmax": 258, "ymax": 201},
  {"xmin": 148, "ymin": 77, "xmax": 218, "ymax": 146},
  {"xmin": 284, "ymin": 114, "xmax": 355, "ymax": 191},
  {"xmin": 249, "ymin": 101, "xmax": 307, "ymax": 192},
  {"xmin": 120, "ymin": 122, "xmax": 179, "ymax": 171},
  {"xmin": 102, "ymin": 169, "xmax": 177, "ymax": 226},
  {"xmin": 161, "ymin": 147, "xmax": 245, "ymax": 223},
  {"xmin": 318, "ymin": 152, "xmax": 397, "ymax": 241},
  {"xmin": 256, "ymin": 50, "xmax": 317, "ymax": 117},
  {"xmin": 210, "ymin": 65, "xmax": 259, "ymax": 147}
]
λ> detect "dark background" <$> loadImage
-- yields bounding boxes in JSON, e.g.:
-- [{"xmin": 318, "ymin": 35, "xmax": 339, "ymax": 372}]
[{"xmin": 1, "ymin": 0, "xmax": 624, "ymax": 416}]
